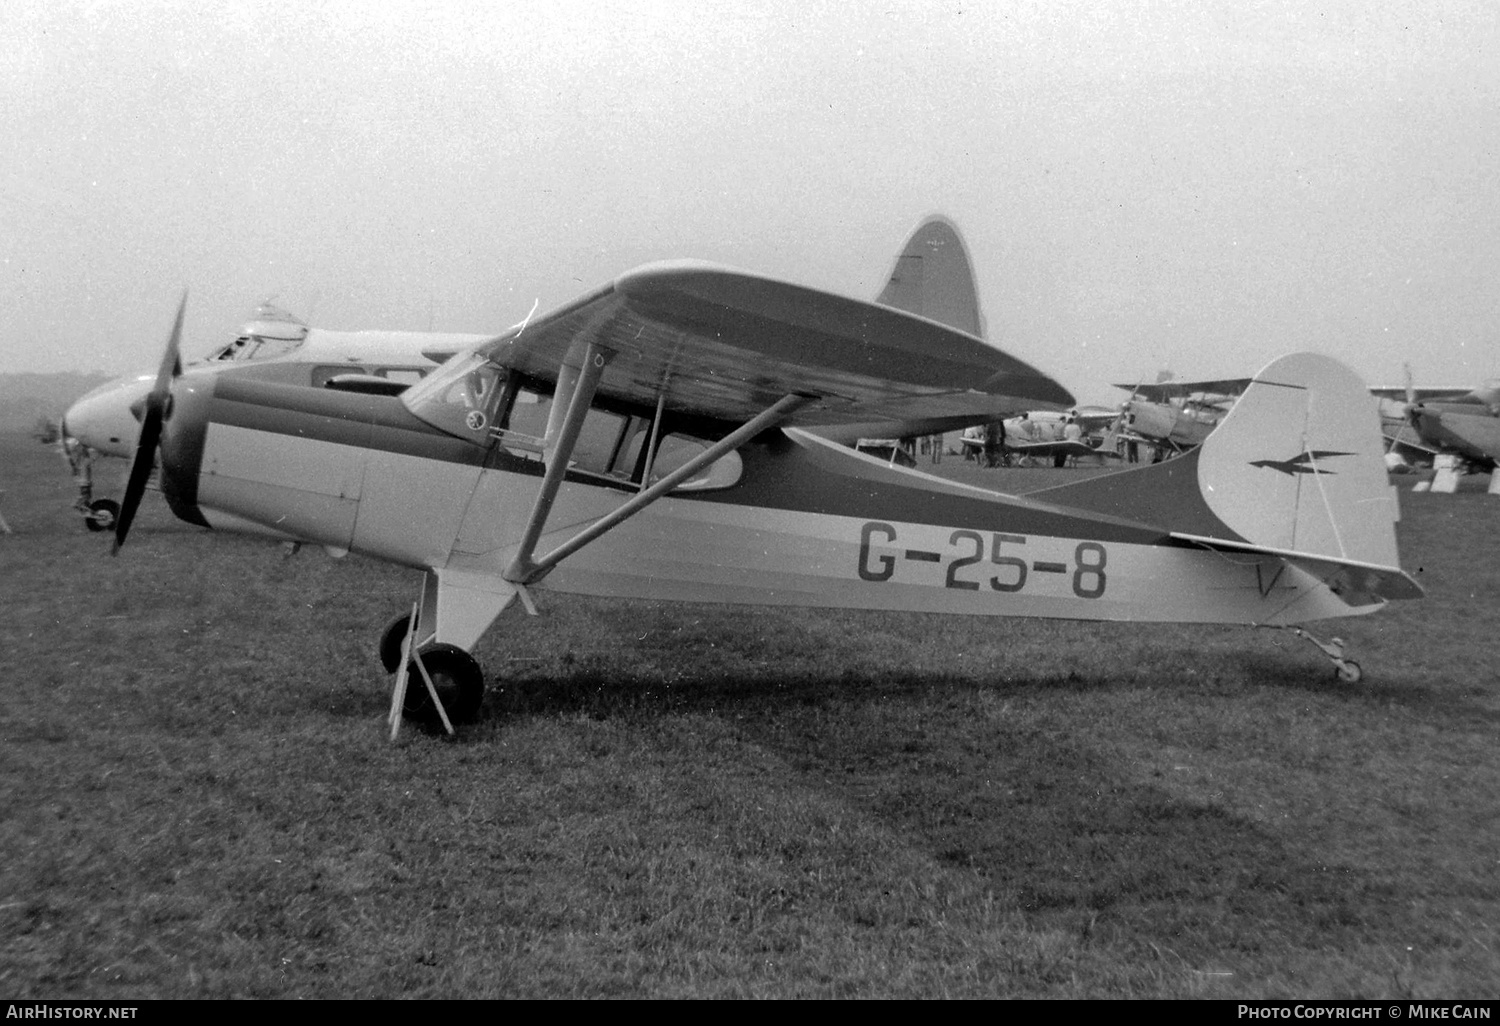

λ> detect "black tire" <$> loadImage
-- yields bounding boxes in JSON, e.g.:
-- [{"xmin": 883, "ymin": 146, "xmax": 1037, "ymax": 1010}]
[
  {"xmin": 85, "ymin": 498, "xmax": 120, "ymax": 532},
  {"xmin": 403, "ymin": 643, "xmax": 485, "ymax": 723},
  {"xmin": 379, "ymin": 613, "xmax": 415, "ymax": 674}
]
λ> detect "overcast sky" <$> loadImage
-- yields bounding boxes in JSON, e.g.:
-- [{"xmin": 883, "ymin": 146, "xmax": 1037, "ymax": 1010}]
[{"xmin": 3, "ymin": 0, "xmax": 1497, "ymax": 404}]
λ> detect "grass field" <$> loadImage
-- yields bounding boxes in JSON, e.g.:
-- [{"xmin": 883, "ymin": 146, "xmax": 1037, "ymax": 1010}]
[{"xmin": 2, "ymin": 432, "xmax": 1497, "ymax": 998}]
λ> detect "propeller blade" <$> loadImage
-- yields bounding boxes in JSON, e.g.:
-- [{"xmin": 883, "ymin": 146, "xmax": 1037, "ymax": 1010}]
[
  {"xmin": 1404, "ymin": 362, "xmax": 1416, "ymax": 407},
  {"xmin": 112, "ymin": 291, "xmax": 186, "ymax": 555}
]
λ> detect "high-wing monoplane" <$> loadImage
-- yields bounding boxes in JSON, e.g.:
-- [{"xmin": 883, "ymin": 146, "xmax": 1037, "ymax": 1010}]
[{"xmin": 112, "ymin": 265, "xmax": 1421, "ymax": 729}]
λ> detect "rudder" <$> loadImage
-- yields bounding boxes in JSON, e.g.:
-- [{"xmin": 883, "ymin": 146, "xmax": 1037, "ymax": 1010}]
[{"xmin": 1196, "ymin": 352, "xmax": 1401, "ymax": 570}]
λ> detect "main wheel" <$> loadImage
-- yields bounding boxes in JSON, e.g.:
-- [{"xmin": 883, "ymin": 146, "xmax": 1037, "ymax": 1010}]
[
  {"xmin": 378, "ymin": 613, "xmax": 415, "ymax": 674},
  {"xmin": 1335, "ymin": 660, "xmax": 1363, "ymax": 685},
  {"xmin": 403, "ymin": 643, "xmax": 485, "ymax": 723},
  {"xmin": 85, "ymin": 498, "xmax": 120, "ymax": 532}
]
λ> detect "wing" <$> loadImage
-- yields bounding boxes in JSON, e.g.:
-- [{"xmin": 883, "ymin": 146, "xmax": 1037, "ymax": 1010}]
[
  {"xmin": 1114, "ymin": 377, "xmax": 1253, "ymax": 402},
  {"xmin": 1368, "ymin": 385, "xmax": 1474, "ymax": 401},
  {"xmin": 475, "ymin": 261, "xmax": 1073, "ymax": 429},
  {"xmin": 1008, "ymin": 439, "xmax": 1118, "ymax": 459}
]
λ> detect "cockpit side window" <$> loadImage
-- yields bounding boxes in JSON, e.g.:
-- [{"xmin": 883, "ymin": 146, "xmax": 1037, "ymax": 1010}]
[
  {"xmin": 206, "ymin": 334, "xmax": 308, "ymax": 363},
  {"xmin": 209, "ymin": 336, "xmax": 256, "ymax": 361},
  {"xmin": 407, "ymin": 359, "xmax": 742, "ymax": 490}
]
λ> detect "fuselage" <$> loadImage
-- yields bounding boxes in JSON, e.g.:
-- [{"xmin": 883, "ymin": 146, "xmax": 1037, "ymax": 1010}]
[
  {"xmin": 1121, "ymin": 399, "xmax": 1220, "ymax": 449},
  {"xmin": 1413, "ymin": 403, "xmax": 1500, "ymax": 466},
  {"xmin": 155, "ymin": 370, "xmax": 1382, "ymax": 628}
]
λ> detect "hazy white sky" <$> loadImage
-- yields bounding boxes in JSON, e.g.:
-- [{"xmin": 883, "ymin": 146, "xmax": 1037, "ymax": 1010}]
[{"xmin": 3, "ymin": 0, "xmax": 1497, "ymax": 403}]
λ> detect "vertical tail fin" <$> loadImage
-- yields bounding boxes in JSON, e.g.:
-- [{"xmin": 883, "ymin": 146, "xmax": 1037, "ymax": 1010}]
[
  {"xmin": 1194, "ymin": 353, "xmax": 1400, "ymax": 569},
  {"xmin": 1035, "ymin": 353, "xmax": 1421, "ymax": 602},
  {"xmin": 876, "ymin": 215, "xmax": 987, "ymax": 339}
]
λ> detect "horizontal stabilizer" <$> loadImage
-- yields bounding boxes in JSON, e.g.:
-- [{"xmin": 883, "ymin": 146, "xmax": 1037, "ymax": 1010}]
[{"xmin": 1169, "ymin": 533, "xmax": 1422, "ymax": 603}]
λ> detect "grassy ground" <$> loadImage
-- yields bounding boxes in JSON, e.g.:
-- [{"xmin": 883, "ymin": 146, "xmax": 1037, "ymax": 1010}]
[{"xmin": 1, "ymin": 433, "xmax": 1497, "ymax": 997}]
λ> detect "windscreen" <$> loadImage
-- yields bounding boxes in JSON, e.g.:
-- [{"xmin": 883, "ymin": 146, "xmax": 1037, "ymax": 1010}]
[{"xmin": 401, "ymin": 352, "xmax": 506, "ymax": 443}]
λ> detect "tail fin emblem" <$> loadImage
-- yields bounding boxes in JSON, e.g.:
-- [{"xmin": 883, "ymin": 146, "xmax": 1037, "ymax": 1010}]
[{"xmin": 1249, "ymin": 450, "xmax": 1353, "ymax": 476}]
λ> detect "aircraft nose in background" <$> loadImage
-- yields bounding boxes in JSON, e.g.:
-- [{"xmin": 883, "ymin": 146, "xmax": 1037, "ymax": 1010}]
[
  {"xmin": 63, "ymin": 374, "xmax": 155, "ymax": 457},
  {"xmin": 1124, "ymin": 401, "xmax": 1177, "ymax": 440}
]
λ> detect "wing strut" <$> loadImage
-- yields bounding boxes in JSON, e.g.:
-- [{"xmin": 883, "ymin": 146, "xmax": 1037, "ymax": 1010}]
[
  {"xmin": 504, "ymin": 343, "xmax": 612, "ymax": 583},
  {"xmin": 504, "ymin": 392, "xmax": 816, "ymax": 584}
]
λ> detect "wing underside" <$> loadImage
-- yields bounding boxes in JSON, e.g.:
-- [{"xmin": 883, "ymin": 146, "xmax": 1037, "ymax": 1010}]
[{"xmin": 1115, "ymin": 378, "xmax": 1252, "ymax": 402}]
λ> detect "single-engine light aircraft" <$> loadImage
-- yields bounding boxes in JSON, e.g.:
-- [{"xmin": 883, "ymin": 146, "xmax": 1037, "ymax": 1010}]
[
  {"xmin": 1371, "ymin": 367, "xmax": 1500, "ymax": 493},
  {"xmin": 1112, "ymin": 376, "xmax": 1252, "ymax": 461},
  {"xmin": 113, "ymin": 266, "xmax": 1422, "ymax": 725}
]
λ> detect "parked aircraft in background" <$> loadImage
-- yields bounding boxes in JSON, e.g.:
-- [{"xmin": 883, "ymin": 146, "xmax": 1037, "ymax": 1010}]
[
  {"xmin": 1371, "ymin": 367, "xmax": 1500, "ymax": 492},
  {"xmin": 111, "ymin": 264, "xmax": 1418, "ymax": 732},
  {"xmin": 959, "ymin": 406, "xmax": 1121, "ymax": 467},
  {"xmin": 811, "ymin": 215, "xmax": 1003, "ymax": 447},
  {"xmin": 866, "ymin": 215, "xmax": 1119, "ymax": 469},
  {"xmin": 61, "ymin": 302, "xmax": 491, "ymax": 531},
  {"xmin": 1111, "ymin": 376, "xmax": 1251, "ymax": 460}
]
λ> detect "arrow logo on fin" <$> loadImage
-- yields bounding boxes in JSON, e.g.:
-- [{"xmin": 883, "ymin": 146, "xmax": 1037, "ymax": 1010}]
[{"xmin": 1249, "ymin": 450, "xmax": 1353, "ymax": 476}]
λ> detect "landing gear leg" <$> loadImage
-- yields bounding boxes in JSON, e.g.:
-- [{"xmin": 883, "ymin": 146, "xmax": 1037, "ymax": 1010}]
[
  {"xmin": 379, "ymin": 612, "xmax": 416, "ymax": 673},
  {"xmin": 1287, "ymin": 626, "xmax": 1363, "ymax": 684},
  {"xmin": 381, "ymin": 581, "xmax": 493, "ymax": 737},
  {"xmin": 385, "ymin": 602, "xmax": 466, "ymax": 738}
]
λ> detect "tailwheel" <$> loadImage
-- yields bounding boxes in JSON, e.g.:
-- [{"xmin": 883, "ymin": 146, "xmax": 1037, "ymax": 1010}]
[
  {"xmin": 1286, "ymin": 627, "xmax": 1365, "ymax": 685},
  {"xmin": 378, "ymin": 612, "xmax": 414, "ymax": 673},
  {"xmin": 84, "ymin": 498, "xmax": 120, "ymax": 532},
  {"xmin": 403, "ymin": 643, "xmax": 485, "ymax": 723}
]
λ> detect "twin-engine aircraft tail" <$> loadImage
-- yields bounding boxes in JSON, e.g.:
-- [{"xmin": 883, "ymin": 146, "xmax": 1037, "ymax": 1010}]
[
  {"xmin": 1035, "ymin": 353, "xmax": 1422, "ymax": 606},
  {"xmin": 876, "ymin": 215, "xmax": 987, "ymax": 339}
]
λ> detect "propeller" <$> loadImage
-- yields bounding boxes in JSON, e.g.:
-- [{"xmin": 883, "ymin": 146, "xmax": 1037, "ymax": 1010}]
[
  {"xmin": 1399, "ymin": 362, "xmax": 1424, "ymax": 444},
  {"xmin": 112, "ymin": 291, "xmax": 186, "ymax": 555},
  {"xmin": 1383, "ymin": 363, "xmax": 1441, "ymax": 461}
]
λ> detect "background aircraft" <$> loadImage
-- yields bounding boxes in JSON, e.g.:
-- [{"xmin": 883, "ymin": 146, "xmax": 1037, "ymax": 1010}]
[
  {"xmin": 111, "ymin": 265, "xmax": 1417, "ymax": 730},
  {"xmin": 1111, "ymin": 375, "xmax": 1252, "ymax": 461},
  {"xmin": 1371, "ymin": 369, "xmax": 1500, "ymax": 492},
  {"xmin": 961, "ymin": 406, "xmax": 1123, "ymax": 468},
  {"xmin": 62, "ymin": 303, "xmax": 502, "ymax": 531},
  {"xmin": 863, "ymin": 216, "xmax": 1111, "ymax": 468}
]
